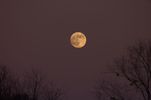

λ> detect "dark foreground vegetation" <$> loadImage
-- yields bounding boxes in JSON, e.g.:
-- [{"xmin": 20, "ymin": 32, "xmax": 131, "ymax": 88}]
[
  {"xmin": 1, "ymin": 40, "xmax": 151, "ymax": 100},
  {"xmin": 95, "ymin": 40, "xmax": 151, "ymax": 100},
  {"xmin": 0, "ymin": 66, "xmax": 63, "ymax": 100}
]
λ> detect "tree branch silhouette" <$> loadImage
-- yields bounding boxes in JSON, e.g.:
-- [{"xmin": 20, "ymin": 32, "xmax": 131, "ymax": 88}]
[{"xmin": 95, "ymin": 40, "xmax": 151, "ymax": 100}]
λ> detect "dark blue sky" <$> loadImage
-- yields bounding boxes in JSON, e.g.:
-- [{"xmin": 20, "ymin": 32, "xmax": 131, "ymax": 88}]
[{"xmin": 0, "ymin": 0, "xmax": 151, "ymax": 100}]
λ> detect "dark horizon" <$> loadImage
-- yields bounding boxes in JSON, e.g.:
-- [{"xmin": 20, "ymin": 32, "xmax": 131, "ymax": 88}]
[{"xmin": 0, "ymin": 0, "xmax": 151, "ymax": 100}]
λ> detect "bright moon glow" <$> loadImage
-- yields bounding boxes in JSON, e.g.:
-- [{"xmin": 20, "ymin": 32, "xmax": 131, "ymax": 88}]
[{"xmin": 70, "ymin": 32, "xmax": 87, "ymax": 48}]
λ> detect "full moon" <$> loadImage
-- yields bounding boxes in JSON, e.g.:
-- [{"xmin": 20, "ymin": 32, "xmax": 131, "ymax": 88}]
[{"xmin": 70, "ymin": 32, "xmax": 87, "ymax": 48}]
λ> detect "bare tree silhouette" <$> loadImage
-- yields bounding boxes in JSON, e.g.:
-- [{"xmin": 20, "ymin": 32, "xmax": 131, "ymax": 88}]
[
  {"xmin": 22, "ymin": 68, "xmax": 64, "ymax": 100},
  {"xmin": 0, "ymin": 65, "xmax": 13, "ymax": 99},
  {"xmin": 95, "ymin": 41, "xmax": 151, "ymax": 100},
  {"xmin": 0, "ymin": 66, "xmax": 64, "ymax": 100},
  {"xmin": 23, "ymin": 69, "xmax": 44, "ymax": 100},
  {"xmin": 43, "ymin": 82, "xmax": 64, "ymax": 100},
  {"xmin": 0, "ymin": 65, "xmax": 24, "ymax": 100},
  {"xmin": 94, "ymin": 79, "xmax": 133, "ymax": 100}
]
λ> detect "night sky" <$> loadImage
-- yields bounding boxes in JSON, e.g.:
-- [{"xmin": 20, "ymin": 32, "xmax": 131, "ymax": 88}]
[{"xmin": 0, "ymin": 0, "xmax": 151, "ymax": 100}]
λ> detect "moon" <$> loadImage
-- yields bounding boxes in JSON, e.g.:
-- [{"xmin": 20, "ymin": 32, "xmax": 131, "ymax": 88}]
[{"xmin": 70, "ymin": 32, "xmax": 87, "ymax": 48}]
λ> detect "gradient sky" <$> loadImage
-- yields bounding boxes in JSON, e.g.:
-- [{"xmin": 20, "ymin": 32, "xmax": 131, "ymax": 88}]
[{"xmin": 0, "ymin": 0, "xmax": 151, "ymax": 100}]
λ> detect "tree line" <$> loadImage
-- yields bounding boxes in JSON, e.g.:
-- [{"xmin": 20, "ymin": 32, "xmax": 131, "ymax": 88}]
[
  {"xmin": 1, "ymin": 40, "xmax": 151, "ymax": 100},
  {"xmin": 0, "ymin": 66, "xmax": 63, "ymax": 100}
]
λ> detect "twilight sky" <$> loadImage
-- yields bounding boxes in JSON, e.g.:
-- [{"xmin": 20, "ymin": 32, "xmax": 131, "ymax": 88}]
[{"xmin": 0, "ymin": 0, "xmax": 151, "ymax": 100}]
